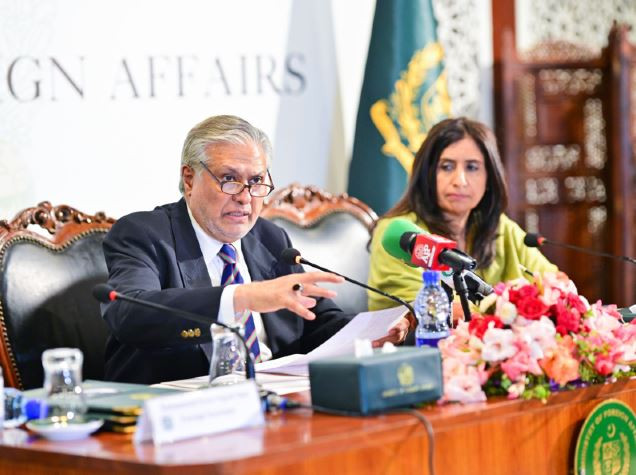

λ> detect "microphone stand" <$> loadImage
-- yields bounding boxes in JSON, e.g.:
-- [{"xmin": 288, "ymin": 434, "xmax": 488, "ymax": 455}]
[
  {"xmin": 451, "ymin": 271, "xmax": 472, "ymax": 323},
  {"xmin": 94, "ymin": 286, "xmax": 255, "ymax": 380}
]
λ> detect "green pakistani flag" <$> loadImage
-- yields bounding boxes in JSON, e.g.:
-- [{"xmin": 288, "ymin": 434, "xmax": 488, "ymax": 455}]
[{"xmin": 347, "ymin": 0, "xmax": 451, "ymax": 215}]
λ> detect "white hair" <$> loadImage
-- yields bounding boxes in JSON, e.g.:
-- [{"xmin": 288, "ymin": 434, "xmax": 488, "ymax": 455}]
[{"xmin": 179, "ymin": 115, "xmax": 272, "ymax": 193}]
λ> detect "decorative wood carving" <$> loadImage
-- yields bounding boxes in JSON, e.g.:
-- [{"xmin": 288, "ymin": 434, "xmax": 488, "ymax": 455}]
[
  {"xmin": 520, "ymin": 40, "xmax": 599, "ymax": 63},
  {"xmin": 496, "ymin": 23, "xmax": 636, "ymax": 306},
  {"xmin": 0, "ymin": 202, "xmax": 115, "ymax": 389},
  {"xmin": 262, "ymin": 183, "xmax": 378, "ymax": 231},
  {"xmin": 0, "ymin": 201, "xmax": 115, "ymax": 248}
]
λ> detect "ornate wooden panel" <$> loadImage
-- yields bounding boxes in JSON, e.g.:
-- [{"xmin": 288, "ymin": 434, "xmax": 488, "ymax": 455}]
[{"xmin": 498, "ymin": 25, "xmax": 636, "ymax": 306}]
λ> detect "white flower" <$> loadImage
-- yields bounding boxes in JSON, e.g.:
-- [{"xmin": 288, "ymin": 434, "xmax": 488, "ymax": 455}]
[
  {"xmin": 497, "ymin": 301, "xmax": 518, "ymax": 325},
  {"xmin": 507, "ymin": 380, "xmax": 526, "ymax": 399},
  {"xmin": 587, "ymin": 313, "xmax": 621, "ymax": 337},
  {"xmin": 481, "ymin": 327, "xmax": 517, "ymax": 362},
  {"xmin": 516, "ymin": 317, "xmax": 557, "ymax": 360},
  {"xmin": 443, "ymin": 365, "xmax": 487, "ymax": 403}
]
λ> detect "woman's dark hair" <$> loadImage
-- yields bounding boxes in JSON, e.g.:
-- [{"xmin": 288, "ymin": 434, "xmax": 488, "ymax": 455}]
[{"xmin": 383, "ymin": 117, "xmax": 508, "ymax": 268}]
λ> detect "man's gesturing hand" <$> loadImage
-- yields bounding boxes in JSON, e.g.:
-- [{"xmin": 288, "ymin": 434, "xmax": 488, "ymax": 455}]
[{"xmin": 233, "ymin": 272, "xmax": 345, "ymax": 320}]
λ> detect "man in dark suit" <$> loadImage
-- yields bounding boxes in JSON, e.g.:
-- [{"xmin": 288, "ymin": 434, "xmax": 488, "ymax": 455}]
[{"xmin": 102, "ymin": 115, "xmax": 409, "ymax": 384}]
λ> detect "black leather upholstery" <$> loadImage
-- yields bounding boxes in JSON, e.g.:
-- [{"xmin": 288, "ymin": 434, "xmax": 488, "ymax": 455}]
[
  {"xmin": 268, "ymin": 213, "xmax": 372, "ymax": 316},
  {"xmin": 0, "ymin": 232, "xmax": 111, "ymax": 389}
]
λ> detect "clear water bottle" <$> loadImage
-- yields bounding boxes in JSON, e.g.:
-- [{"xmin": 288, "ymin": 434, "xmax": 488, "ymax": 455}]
[
  {"xmin": 414, "ymin": 270, "xmax": 450, "ymax": 348},
  {"xmin": 0, "ymin": 367, "xmax": 48, "ymax": 429},
  {"xmin": 3, "ymin": 388, "xmax": 49, "ymax": 428}
]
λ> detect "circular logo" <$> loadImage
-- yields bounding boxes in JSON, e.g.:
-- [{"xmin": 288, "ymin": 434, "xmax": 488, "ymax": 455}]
[{"xmin": 574, "ymin": 399, "xmax": 636, "ymax": 475}]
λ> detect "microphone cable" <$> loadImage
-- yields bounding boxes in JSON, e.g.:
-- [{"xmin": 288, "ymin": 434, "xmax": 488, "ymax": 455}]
[{"xmin": 387, "ymin": 407, "xmax": 436, "ymax": 475}]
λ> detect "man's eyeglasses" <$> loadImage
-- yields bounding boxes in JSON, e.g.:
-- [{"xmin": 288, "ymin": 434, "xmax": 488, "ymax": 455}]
[{"xmin": 199, "ymin": 162, "xmax": 275, "ymax": 198}]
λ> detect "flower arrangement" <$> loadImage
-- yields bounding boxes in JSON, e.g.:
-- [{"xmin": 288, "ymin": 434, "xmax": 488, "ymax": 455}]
[{"xmin": 439, "ymin": 271, "xmax": 636, "ymax": 403}]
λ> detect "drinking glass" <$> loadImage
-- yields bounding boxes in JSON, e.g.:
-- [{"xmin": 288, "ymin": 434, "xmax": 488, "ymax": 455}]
[
  {"xmin": 41, "ymin": 348, "xmax": 87, "ymax": 421},
  {"xmin": 208, "ymin": 324, "xmax": 246, "ymax": 387}
]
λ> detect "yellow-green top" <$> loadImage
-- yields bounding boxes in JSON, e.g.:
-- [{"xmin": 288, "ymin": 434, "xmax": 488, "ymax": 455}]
[{"xmin": 368, "ymin": 212, "xmax": 558, "ymax": 310}]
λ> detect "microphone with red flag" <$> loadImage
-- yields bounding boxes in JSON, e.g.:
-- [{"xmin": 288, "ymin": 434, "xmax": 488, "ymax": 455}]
[
  {"xmin": 383, "ymin": 218, "xmax": 477, "ymax": 272},
  {"xmin": 401, "ymin": 232, "xmax": 477, "ymax": 272},
  {"xmin": 381, "ymin": 219, "xmax": 492, "ymax": 305}
]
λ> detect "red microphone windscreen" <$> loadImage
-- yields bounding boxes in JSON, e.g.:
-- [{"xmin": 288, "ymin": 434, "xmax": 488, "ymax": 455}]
[{"xmin": 411, "ymin": 234, "xmax": 457, "ymax": 270}]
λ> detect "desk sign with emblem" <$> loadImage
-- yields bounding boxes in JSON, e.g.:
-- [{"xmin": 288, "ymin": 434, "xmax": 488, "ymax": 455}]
[
  {"xmin": 134, "ymin": 380, "xmax": 264, "ymax": 445},
  {"xmin": 574, "ymin": 399, "xmax": 636, "ymax": 474}
]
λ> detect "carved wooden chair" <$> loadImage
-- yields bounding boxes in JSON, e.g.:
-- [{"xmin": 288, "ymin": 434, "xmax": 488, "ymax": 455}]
[
  {"xmin": 262, "ymin": 184, "xmax": 378, "ymax": 315},
  {"xmin": 0, "ymin": 202, "xmax": 115, "ymax": 389}
]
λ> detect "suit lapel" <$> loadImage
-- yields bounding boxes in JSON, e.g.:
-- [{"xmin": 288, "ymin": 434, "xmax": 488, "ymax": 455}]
[
  {"xmin": 241, "ymin": 225, "xmax": 278, "ymax": 282},
  {"xmin": 241, "ymin": 222, "xmax": 298, "ymax": 353},
  {"xmin": 170, "ymin": 199, "xmax": 212, "ymax": 289}
]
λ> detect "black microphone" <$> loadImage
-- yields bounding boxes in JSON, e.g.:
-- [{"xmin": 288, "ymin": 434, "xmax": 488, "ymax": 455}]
[
  {"xmin": 462, "ymin": 272, "xmax": 493, "ymax": 300},
  {"xmin": 279, "ymin": 248, "xmax": 416, "ymax": 316},
  {"xmin": 92, "ymin": 283, "xmax": 256, "ymax": 380},
  {"xmin": 524, "ymin": 233, "xmax": 636, "ymax": 266}
]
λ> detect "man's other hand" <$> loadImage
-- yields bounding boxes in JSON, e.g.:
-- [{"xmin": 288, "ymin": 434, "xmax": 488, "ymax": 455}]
[{"xmin": 371, "ymin": 316, "xmax": 410, "ymax": 347}]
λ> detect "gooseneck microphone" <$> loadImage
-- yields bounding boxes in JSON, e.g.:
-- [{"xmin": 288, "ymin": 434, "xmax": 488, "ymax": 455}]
[
  {"xmin": 524, "ymin": 233, "xmax": 636, "ymax": 266},
  {"xmin": 92, "ymin": 283, "xmax": 256, "ymax": 380},
  {"xmin": 279, "ymin": 248, "xmax": 416, "ymax": 316}
]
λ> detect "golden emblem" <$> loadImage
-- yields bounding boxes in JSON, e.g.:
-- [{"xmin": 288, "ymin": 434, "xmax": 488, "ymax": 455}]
[
  {"xmin": 575, "ymin": 399, "xmax": 635, "ymax": 475},
  {"xmin": 397, "ymin": 363, "xmax": 414, "ymax": 387},
  {"xmin": 370, "ymin": 43, "xmax": 451, "ymax": 174}
]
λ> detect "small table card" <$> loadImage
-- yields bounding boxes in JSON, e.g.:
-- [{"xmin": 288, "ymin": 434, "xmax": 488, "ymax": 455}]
[{"xmin": 134, "ymin": 380, "xmax": 264, "ymax": 445}]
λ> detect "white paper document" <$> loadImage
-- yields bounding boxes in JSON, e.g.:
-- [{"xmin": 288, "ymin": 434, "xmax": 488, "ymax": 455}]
[
  {"xmin": 254, "ymin": 306, "xmax": 407, "ymax": 376},
  {"xmin": 157, "ymin": 372, "xmax": 310, "ymax": 395}
]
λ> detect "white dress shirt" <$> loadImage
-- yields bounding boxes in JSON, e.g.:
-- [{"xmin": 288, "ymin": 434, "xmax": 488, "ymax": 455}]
[{"xmin": 187, "ymin": 207, "xmax": 273, "ymax": 362}]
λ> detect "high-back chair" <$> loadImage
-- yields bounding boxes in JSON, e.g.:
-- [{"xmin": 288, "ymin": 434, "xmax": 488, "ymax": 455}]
[
  {"xmin": 0, "ymin": 202, "xmax": 114, "ymax": 389},
  {"xmin": 262, "ymin": 184, "xmax": 378, "ymax": 315}
]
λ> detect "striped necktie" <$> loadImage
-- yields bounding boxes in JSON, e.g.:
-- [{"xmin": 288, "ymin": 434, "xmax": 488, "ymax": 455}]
[{"xmin": 218, "ymin": 243, "xmax": 261, "ymax": 363}]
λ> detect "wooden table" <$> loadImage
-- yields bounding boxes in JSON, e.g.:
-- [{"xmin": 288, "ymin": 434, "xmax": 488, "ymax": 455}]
[{"xmin": 1, "ymin": 379, "xmax": 635, "ymax": 474}]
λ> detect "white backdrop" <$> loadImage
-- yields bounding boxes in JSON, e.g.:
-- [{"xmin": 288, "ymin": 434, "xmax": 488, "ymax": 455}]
[
  {"xmin": 0, "ymin": 0, "xmax": 376, "ymax": 219},
  {"xmin": 0, "ymin": 0, "xmax": 493, "ymax": 221}
]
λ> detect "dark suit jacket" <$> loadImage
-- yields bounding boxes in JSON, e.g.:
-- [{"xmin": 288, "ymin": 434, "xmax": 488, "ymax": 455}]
[{"xmin": 102, "ymin": 199, "xmax": 350, "ymax": 384}]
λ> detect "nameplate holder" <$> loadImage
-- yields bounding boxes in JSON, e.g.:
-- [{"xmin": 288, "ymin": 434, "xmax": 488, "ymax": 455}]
[{"xmin": 134, "ymin": 380, "xmax": 264, "ymax": 445}]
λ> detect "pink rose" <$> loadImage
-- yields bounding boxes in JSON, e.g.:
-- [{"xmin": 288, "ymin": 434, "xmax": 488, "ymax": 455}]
[
  {"xmin": 493, "ymin": 282, "xmax": 508, "ymax": 296},
  {"xmin": 594, "ymin": 354, "xmax": 615, "ymax": 376},
  {"xmin": 501, "ymin": 346, "xmax": 542, "ymax": 382}
]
